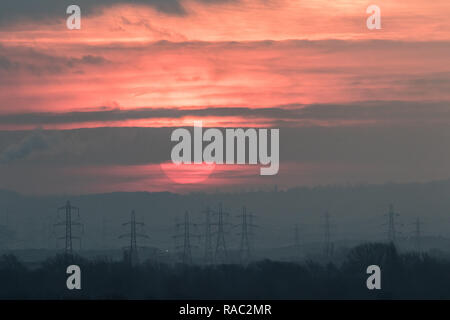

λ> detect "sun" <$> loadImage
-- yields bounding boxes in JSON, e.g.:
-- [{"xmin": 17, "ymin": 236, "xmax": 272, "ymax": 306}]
[{"xmin": 160, "ymin": 162, "xmax": 216, "ymax": 184}]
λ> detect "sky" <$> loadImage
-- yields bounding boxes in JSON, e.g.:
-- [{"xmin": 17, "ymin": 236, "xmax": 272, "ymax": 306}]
[{"xmin": 0, "ymin": 0, "xmax": 450, "ymax": 195}]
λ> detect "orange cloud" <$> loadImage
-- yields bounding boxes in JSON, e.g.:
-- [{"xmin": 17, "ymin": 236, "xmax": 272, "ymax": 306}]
[
  {"xmin": 1, "ymin": 0, "xmax": 449, "ymax": 44},
  {"xmin": 1, "ymin": 40, "xmax": 450, "ymax": 124}
]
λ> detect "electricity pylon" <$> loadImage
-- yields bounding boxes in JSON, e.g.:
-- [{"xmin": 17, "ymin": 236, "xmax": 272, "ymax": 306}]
[
  {"xmin": 236, "ymin": 206, "xmax": 256, "ymax": 265},
  {"xmin": 54, "ymin": 200, "xmax": 83, "ymax": 259},
  {"xmin": 294, "ymin": 224, "xmax": 301, "ymax": 261},
  {"xmin": 323, "ymin": 211, "xmax": 333, "ymax": 259},
  {"xmin": 202, "ymin": 207, "xmax": 214, "ymax": 265},
  {"xmin": 0, "ymin": 211, "xmax": 11, "ymax": 250},
  {"xmin": 413, "ymin": 217, "xmax": 422, "ymax": 253},
  {"xmin": 119, "ymin": 210, "xmax": 148, "ymax": 266},
  {"xmin": 102, "ymin": 214, "xmax": 108, "ymax": 249},
  {"xmin": 212, "ymin": 203, "xmax": 229, "ymax": 264},
  {"xmin": 385, "ymin": 204, "xmax": 401, "ymax": 245},
  {"xmin": 175, "ymin": 211, "xmax": 195, "ymax": 265}
]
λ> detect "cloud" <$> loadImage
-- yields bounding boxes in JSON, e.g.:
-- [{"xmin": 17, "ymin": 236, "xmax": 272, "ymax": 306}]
[
  {"xmin": 0, "ymin": 1, "xmax": 182, "ymax": 25},
  {"xmin": 0, "ymin": 130, "xmax": 48, "ymax": 163},
  {"xmin": 0, "ymin": 46, "xmax": 109, "ymax": 76},
  {"xmin": 2, "ymin": 39, "xmax": 450, "ymax": 113},
  {"xmin": 0, "ymin": 56, "xmax": 19, "ymax": 71},
  {"xmin": 1, "ymin": 122, "xmax": 450, "ymax": 194},
  {"xmin": 1, "ymin": 101, "xmax": 450, "ymax": 128},
  {"xmin": 0, "ymin": 0, "xmax": 238, "ymax": 25}
]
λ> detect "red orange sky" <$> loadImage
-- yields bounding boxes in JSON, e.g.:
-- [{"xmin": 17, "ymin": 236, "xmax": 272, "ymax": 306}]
[
  {"xmin": 0, "ymin": 1, "xmax": 449, "ymax": 122},
  {"xmin": 0, "ymin": 0, "xmax": 449, "ymax": 194}
]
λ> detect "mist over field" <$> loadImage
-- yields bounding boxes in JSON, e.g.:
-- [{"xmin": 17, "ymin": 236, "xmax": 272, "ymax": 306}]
[{"xmin": 0, "ymin": 179, "xmax": 449, "ymax": 265}]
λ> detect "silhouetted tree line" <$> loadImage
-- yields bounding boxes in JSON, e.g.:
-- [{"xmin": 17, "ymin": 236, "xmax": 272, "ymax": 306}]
[{"xmin": 1, "ymin": 243, "xmax": 450, "ymax": 299}]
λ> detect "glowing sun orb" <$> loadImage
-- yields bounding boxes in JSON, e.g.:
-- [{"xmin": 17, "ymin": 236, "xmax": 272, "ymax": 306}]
[{"xmin": 160, "ymin": 162, "xmax": 216, "ymax": 184}]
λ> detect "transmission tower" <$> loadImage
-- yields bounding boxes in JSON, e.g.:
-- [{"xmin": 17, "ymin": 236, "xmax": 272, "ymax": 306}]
[
  {"xmin": 293, "ymin": 224, "xmax": 301, "ymax": 261},
  {"xmin": 54, "ymin": 201, "xmax": 83, "ymax": 259},
  {"xmin": 202, "ymin": 207, "xmax": 214, "ymax": 265},
  {"xmin": 386, "ymin": 204, "xmax": 400, "ymax": 245},
  {"xmin": 212, "ymin": 203, "xmax": 229, "ymax": 264},
  {"xmin": 0, "ymin": 211, "xmax": 11, "ymax": 250},
  {"xmin": 119, "ymin": 210, "xmax": 148, "ymax": 266},
  {"xmin": 413, "ymin": 217, "xmax": 422, "ymax": 253},
  {"xmin": 323, "ymin": 211, "xmax": 333, "ymax": 259},
  {"xmin": 236, "ymin": 206, "xmax": 256, "ymax": 265},
  {"xmin": 46, "ymin": 215, "xmax": 53, "ymax": 250},
  {"xmin": 174, "ymin": 211, "xmax": 195, "ymax": 265},
  {"xmin": 102, "ymin": 214, "xmax": 107, "ymax": 249}
]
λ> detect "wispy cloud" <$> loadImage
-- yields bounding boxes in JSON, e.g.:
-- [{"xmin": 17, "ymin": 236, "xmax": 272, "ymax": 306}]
[{"xmin": 1, "ymin": 40, "xmax": 450, "ymax": 116}]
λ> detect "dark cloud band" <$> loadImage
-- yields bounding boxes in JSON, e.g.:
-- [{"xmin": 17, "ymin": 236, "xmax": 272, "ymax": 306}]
[
  {"xmin": 0, "ymin": 0, "xmax": 237, "ymax": 26},
  {"xmin": 0, "ymin": 101, "xmax": 450, "ymax": 127}
]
